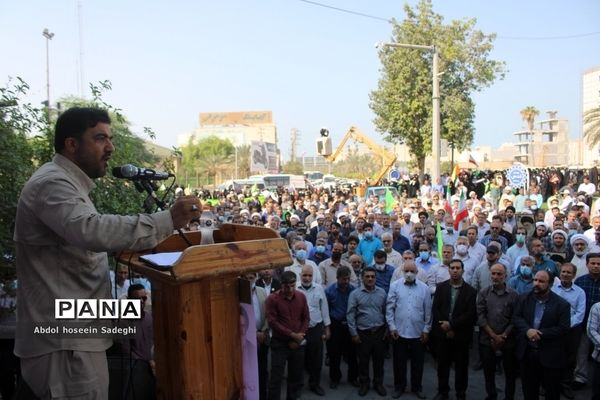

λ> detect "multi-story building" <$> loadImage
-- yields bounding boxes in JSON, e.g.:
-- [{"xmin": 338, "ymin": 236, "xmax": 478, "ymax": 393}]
[
  {"xmin": 177, "ymin": 110, "xmax": 279, "ymax": 172},
  {"xmin": 512, "ymin": 116, "xmax": 570, "ymax": 167}
]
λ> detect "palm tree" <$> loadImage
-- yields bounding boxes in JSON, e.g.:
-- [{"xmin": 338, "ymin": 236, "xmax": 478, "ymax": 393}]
[
  {"xmin": 584, "ymin": 106, "xmax": 600, "ymax": 146},
  {"xmin": 197, "ymin": 152, "xmax": 232, "ymax": 186},
  {"xmin": 520, "ymin": 106, "xmax": 539, "ymax": 131},
  {"xmin": 235, "ymin": 145, "xmax": 251, "ymax": 178}
]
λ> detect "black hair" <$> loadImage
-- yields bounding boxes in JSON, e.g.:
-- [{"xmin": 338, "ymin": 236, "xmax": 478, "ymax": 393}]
[
  {"xmin": 54, "ymin": 107, "xmax": 111, "ymax": 153},
  {"xmin": 127, "ymin": 283, "xmax": 145, "ymax": 298}
]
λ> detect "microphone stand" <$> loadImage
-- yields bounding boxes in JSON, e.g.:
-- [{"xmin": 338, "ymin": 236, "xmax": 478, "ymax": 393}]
[{"xmin": 134, "ymin": 179, "xmax": 193, "ymax": 247}]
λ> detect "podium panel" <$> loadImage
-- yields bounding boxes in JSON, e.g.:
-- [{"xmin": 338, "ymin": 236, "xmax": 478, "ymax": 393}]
[{"xmin": 120, "ymin": 224, "xmax": 292, "ymax": 399}]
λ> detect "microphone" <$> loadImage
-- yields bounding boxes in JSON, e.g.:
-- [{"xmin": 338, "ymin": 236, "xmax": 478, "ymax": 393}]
[{"xmin": 112, "ymin": 164, "xmax": 172, "ymax": 181}]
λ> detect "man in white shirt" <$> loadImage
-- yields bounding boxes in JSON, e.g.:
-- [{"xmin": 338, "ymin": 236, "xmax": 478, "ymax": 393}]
[
  {"xmin": 381, "ymin": 232, "xmax": 403, "ymax": 269},
  {"xmin": 466, "ymin": 226, "xmax": 486, "ymax": 265},
  {"xmin": 297, "ymin": 266, "xmax": 331, "ymax": 396},
  {"xmin": 454, "ymin": 236, "xmax": 481, "ymax": 285},
  {"xmin": 386, "ymin": 262, "xmax": 432, "ymax": 399},
  {"xmin": 286, "ymin": 239, "xmax": 322, "ymax": 285},
  {"xmin": 578, "ymin": 175, "xmax": 596, "ymax": 197}
]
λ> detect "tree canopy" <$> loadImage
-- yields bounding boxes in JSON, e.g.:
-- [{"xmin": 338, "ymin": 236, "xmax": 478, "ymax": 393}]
[
  {"xmin": 370, "ymin": 0, "xmax": 505, "ymax": 174},
  {"xmin": 179, "ymin": 136, "xmax": 235, "ymax": 187},
  {"xmin": 520, "ymin": 106, "xmax": 540, "ymax": 131},
  {"xmin": 584, "ymin": 106, "xmax": 600, "ymax": 147},
  {"xmin": 0, "ymin": 78, "xmax": 168, "ymax": 277}
]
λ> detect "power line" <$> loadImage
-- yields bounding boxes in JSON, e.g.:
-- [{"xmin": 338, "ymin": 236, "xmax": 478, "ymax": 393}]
[
  {"xmin": 497, "ymin": 31, "xmax": 600, "ymax": 40},
  {"xmin": 297, "ymin": 0, "xmax": 391, "ymax": 23},
  {"xmin": 297, "ymin": 0, "xmax": 600, "ymax": 41}
]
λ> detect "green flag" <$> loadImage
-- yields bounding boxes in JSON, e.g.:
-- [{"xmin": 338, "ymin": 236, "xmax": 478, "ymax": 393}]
[
  {"xmin": 436, "ymin": 222, "xmax": 444, "ymax": 260},
  {"xmin": 385, "ymin": 189, "xmax": 395, "ymax": 214}
]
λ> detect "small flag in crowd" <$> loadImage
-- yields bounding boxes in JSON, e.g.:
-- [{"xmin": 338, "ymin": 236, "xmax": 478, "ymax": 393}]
[{"xmin": 454, "ymin": 191, "xmax": 468, "ymax": 230}]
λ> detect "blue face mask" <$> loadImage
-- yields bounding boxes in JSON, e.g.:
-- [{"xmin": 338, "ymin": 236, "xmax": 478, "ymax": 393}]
[
  {"xmin": 516, "ymin": 233, "xmax": 526, "ymax": 243},
  {"xmin": 419, "ymin": 251, "xmax": 430, "ymax": 261},
  {"xmin": 364, "ymin": 231, "xmax": 373, "ymax": 239},
  {"xmin": 520, "ymin": 265, "xmax": 532, "ymax": 277},
  {"xmin": 316, "ymin": 245, "xmax": 326, "ymax": 254},
  {"xmin": 295, "ymin": 249, "xmax": 307, "ymax": 261},
  {"xmin": 131, "ymin": 277, "xmax": 151, "ymax": 291}
]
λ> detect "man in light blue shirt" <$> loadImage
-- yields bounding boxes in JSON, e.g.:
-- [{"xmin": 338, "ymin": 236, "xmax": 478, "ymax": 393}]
[
  {"xmin": 551, "ymin": 262, "xmax": 586, "ymax": 398},
  {"xmin": 356, "ymin": 223, "xmax": 383, "ymax": 267},
  {"xmin": 386, "ymin": 261, "xmax": 432, "ymax": 399},
  {"xmin": 347, "ymin": 267, "xmax": 388, "ymax": 397},
  {"xmin": 415, "ymin": 242, "xmax": 440, "ymax": 275}
]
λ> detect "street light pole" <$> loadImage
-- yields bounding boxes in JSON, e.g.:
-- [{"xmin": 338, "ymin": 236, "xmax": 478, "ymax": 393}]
[
  {"xmin": 376, "ymin": 42, "xmax": 441, "ymax": 182},
  {"xmin": 42, "ymin": 28, "xmax": 55, "ymax": 118}
]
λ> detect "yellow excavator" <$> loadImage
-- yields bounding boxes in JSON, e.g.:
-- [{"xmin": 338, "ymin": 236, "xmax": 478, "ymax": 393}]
[{"xmin": 320, "ymin": 126, "xmax": 397, "ymax": 196}]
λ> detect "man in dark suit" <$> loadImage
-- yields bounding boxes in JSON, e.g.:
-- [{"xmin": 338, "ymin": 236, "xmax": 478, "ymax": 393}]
[
  {"xmin": 257, "ymin": 269, "xmax": 281, "ymax": 294},
  {"xmin": 431, "ymin": 259, "xmax": 477, "ymax": 400},
  {"xmin": 513, "ymin": 270, "xmax": 571, "ymax": 400}
]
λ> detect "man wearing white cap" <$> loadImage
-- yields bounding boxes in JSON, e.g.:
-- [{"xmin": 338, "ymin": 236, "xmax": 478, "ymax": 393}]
[
  {"xmin": 560, "ymin": 189, "xmax": 574, "ymax": 213},
  {"xmin": 571, "ymin": 234, "xmax": 592, "ymax": 279}
]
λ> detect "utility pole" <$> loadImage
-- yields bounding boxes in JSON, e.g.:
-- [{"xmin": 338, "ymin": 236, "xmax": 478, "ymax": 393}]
[
  {"xmin": 290, "ymin": 128, "xmax": 299, "ymax": 162},
  {"xmin": 43, "ymin": 28, "xmax": 55, "ymax": 119}
]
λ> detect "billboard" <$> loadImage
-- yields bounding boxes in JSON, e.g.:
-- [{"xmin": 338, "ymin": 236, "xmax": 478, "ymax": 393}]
[{"xmin": 251, "ymin": 141, "xmax": 278, "ymax": 173}]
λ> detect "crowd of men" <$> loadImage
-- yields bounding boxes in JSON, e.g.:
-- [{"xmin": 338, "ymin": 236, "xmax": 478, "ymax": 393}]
[{"xmin": 181, "ymin": 174, "xmax": 600, "ymax": 400}]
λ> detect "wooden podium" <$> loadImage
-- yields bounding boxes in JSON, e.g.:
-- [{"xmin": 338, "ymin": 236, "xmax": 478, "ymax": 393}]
[{"xmin": 119, "ymin": 223, "xmax": 293, "ymax": 399}]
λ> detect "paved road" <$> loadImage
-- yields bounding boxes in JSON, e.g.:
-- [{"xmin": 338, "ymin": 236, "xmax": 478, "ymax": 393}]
[{"xmin": 282, "ymin": 350, "xmax": 593, "ymax": 399}]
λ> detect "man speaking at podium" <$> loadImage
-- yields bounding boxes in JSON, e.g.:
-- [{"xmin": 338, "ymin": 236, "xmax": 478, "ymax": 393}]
[{"xmin": 13, "ymin": 107, "xmax": 200, "ymax": 399}]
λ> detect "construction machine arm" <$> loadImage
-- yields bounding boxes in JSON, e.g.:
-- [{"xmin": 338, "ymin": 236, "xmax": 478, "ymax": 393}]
[{"xmin": 327, "ymin": 126, "xmax": 397, "ymax": 185}]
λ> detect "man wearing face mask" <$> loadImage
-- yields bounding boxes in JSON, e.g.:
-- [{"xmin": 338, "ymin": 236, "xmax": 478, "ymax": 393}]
[
  {"xmin": 552, "ymin": 262, "xmax": 586, "ymax": 399},
  {"xmin": 441, "ymin": 216, "xmax": 459, "ymax": 246},
  {"xmin": 285, "ymin": 240, "xmax": 322, "ymax": 285},
  {"xmin": 356, "ymin": 223, "xmax": 383, "ymax": 267},
  {"xmin": 372, "ymin": 250, "xmax": 395, "ymax": 293},
  {"xmin": 386, "ymin": 262, "xmax": 432, "ymax": 399},
  {"xmin": 319, "ymin": 241, "xmax": 357, "ymax": 288},
  {"xmin": 347, "ymin": 267, "xmax": 388, "ymax": 397},
  {"xmin": 309, "ymin": 233, "xmax": 332, "ymax": 265},
  {"xmin": 415, "ymin": 242, "xmax": 441, "ymax": 279},
  {"xmin": 507, "ymin": 226, "xmax": 530, "ymax": 274},
  {"xmin": 508, "ymin": 255, "xmax": 535, "ymax": 295},
  {"xmin": 513, "ymin": 270, "xmax": 571, "ymax": 400},
  {"xmin": 454, "ymin": 236, "xmax": 481, "ymax": 285}
]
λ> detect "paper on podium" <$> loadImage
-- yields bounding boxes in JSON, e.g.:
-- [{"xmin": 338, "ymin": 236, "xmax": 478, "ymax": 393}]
[{"xmin": 140, "ymin": 252, "xmax": 182, "ymax": 269}]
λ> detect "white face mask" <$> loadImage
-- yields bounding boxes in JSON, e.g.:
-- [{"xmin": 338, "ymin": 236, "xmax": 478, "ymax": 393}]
[
  {"xmin": 404, "ymin": 271, "xmax": 416, "ymax": 283},
  {"xmin": 455, "ymin": 244, "xmax": 468, "ymax": 256}
]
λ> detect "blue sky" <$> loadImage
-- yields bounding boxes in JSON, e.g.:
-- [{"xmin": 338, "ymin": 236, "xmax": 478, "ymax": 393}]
[{"xmin": 2, "ymin": 0, "xmax": 599, "ymax": 161}]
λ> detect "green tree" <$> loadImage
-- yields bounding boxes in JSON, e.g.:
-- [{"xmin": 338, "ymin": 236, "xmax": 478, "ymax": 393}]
[
  {"xmin": 583, "ymin": 106, "xmax": 600, "ymax": 147},
  {"xmin": 235, "ymin": 145, "xmax": 251, "ymax": 179},
  {"xmin": 179, "ymin": 136, "xmax": 234, "ymax": 187},
  {"xmin": 520, "ymin": 106, "xmax": 539, "ymax": 131},
  {"xmin": 0, "ymin": 79, "xmax": 42, "ymax": 276},
  {"xmin": 281, "ymin": 160, "xmax": 304, "ymax": 175},
  {"xmin": 370, "ymin": 0, "xmax": 505, "ymax": 174}
]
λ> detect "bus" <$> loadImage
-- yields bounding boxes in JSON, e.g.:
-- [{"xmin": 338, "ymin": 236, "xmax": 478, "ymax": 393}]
[
  {"xmin": 304, "ymin": 171, "xmax": 324, "ymax": 183},
  {"xmin": 250, "ymin": 174, "xmax": 307, "ymax": 190}
]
